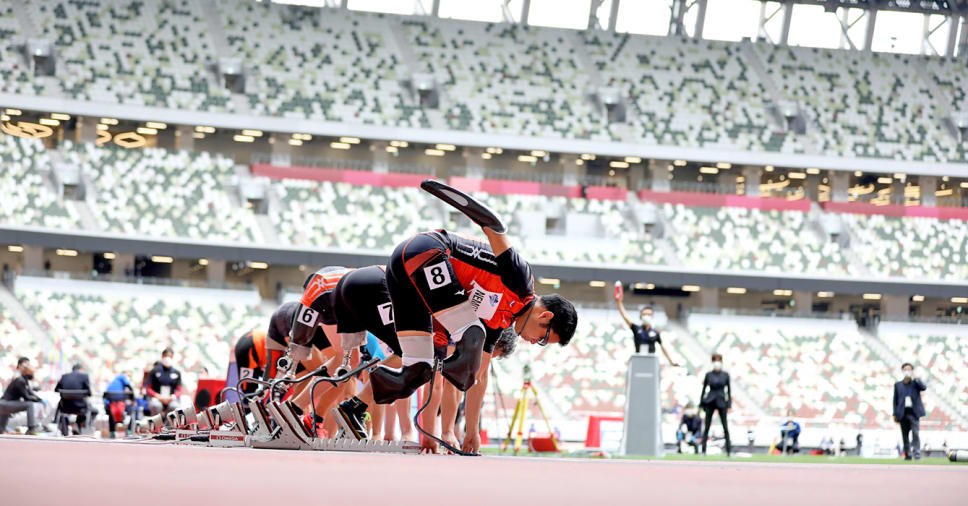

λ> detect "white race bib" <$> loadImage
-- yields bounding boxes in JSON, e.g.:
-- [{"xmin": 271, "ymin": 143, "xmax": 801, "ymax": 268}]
[
  {"xmin": 160, "ymin": 386, "xmax": 171, "ymax": 396},
  {"xmin": 905, "ymin": 396, "xmax": 913, "ymax": 408},
  {"xmin": 468, "ymin": 281, "xmax": 502, "ymax": 321},
  {"xmin": 424, "ymin": 261, "xmax": 452, "ymax": 290},
  {"xmin": 377, "ymin": 302, "xmax": 394, "ymax": 326}
]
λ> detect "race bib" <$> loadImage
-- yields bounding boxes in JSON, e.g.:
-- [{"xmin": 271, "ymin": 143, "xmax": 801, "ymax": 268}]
[
  {"xmin": 424, "ymin": 261, "xmax": 452, "ymax": 290},
  {"xmin": 296, "ymin": 305, "xmax": 319, "ymax": 328},
  {"xmin": 160, "ymin": 386, "xmax": 171, "ymax": 396},
  {"xmin": 468, "ymin": 282, "xmax": 502, "ymax": 321},
  {"xmin": 239, "ymin": 367, "xmax": 254, "ymax": 380},
  {"xmin": 377, "ymin": 302, "xmax": 394, "ymax": 326},
  {"xmin": 905, "ymin": 396, "xmax": 913, "ymax": 408}
]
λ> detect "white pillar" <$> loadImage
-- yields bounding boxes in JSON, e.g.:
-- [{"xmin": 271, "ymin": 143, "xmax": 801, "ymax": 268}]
[
  {"xmin": 919, "ymin": 176, "xmax": 937, "ymax": 206},
  {"xmin": 743, "ymin": 166, "xmax": 762, "ymax": 197}
]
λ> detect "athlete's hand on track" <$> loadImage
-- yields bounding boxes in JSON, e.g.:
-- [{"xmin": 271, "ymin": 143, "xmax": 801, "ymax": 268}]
[
  {"xmin": 442, "ymin": 431, "xmax": 459, "ymax": 454},
  {"xmin": 421, "ymin": 437, "xmax": 440, "ymax": 454},
  {"xmin": 462, "ymin": 431, "xmax": 481, "ymax": 454}
]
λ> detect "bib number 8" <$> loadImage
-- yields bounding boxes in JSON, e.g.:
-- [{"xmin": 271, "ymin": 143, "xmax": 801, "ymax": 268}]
[{"xmin": 423, "ymin": 261, "xmax": 452, "ymax": 290}]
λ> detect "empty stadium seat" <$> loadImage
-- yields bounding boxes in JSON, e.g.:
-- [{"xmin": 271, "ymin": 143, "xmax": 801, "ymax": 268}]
[
  {"xmin": 686, "ymin": 313, "xmax": 952, "ymax": 429},
  {"xmin": 878, "ymin": 321, "xmax": 968, "ymax": 424},
  {"xmin": 15, "ymin": 278, "xmax": 268, "ymax": 390},
  {"xmin": 662, "ymin": 204, "xmax": 851, "ymax": 274},
  {"xmin": 403, "ymin": 19, "xmax": 613, "ymax": 140},
  {"xmin": 842, "ymin": 213, "xmax": 968, "ymax": 280},
  {"xmin": 0, "ymin": 135, "xmax": 81, "ymax": 229},
  {"xmin": 218, "ymin": 1, "xmax": 425, "ymax": 127},
  {"xmin": 762, "ymin": 45, "xmax": 964, "ymax": 162},
  {"xmin": 583, "ymin": 33, "xmax": 777, "ymax": 151},
  {"xmin": 62, "ymin": 141, "xmax": 261, "ymax": 242}
]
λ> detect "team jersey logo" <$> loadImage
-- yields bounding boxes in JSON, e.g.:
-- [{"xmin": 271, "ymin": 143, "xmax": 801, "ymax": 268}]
[{"xmin": 469, "ymin": 281, "xmax": 501, "ymax": 320}]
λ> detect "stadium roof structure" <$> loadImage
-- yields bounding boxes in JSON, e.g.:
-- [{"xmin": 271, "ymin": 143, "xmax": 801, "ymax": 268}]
[
  {"xmin": 791, "ymin": 1, "xmax": 968, "ymax": 15},
  {"xmin": 319, "ymin": 0, "xmax": 968, "ymax": 58}
]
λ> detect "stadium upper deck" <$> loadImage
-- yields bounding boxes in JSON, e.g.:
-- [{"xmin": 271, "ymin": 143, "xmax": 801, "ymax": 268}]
[{"xmin": 1, "ymin": 0, "xmax": 966, "ymax": 167}]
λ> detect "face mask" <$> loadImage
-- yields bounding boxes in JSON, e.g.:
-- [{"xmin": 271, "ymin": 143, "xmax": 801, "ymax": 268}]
[
  {"xmin": 685, "ymin": 409, "xmax": 696, "ymax": 417},
  {"xmin": 712, "ymin": 361, "xmax": 723, "ymax": 371},
  {"xmin": 903, "ymin": 370, "xmax": 912, "ymax": 379},
  {"xmin": 162, "ymin": 358, "xmax": 173, "ymax": 368}
]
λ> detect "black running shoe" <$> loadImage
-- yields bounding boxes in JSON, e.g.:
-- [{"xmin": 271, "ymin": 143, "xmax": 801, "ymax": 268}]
[
  {"xmin": 336, "ymin": 397, "xmax": 369, "ymax": 441},
  {"xmin": 371, "ymin": 361, "xmax": 434, "ymax": 404}
]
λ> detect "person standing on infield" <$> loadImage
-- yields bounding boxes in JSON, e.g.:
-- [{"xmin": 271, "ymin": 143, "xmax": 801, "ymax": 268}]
[{"xmin": 893, "ymin": 362, "xmax": 926, "ymax": 460}]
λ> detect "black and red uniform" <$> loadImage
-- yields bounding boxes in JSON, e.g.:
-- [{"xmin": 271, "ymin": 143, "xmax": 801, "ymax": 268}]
[
  {"xmin": 386, "ymin": 229, "xmax": 535, "ymax": 340},
  {"xmin": 262, "ymin": 301, "xmax": 333, "ymax": 380},
  {"xmin": 234, "ymin": 329, "xmax": 268, "ymax": 393}
]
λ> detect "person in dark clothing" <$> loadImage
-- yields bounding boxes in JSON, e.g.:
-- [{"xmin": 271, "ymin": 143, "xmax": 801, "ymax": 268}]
[
  {"xmin": 54, "ymin": 363, "xmax": 93, "ymax": 431},
  {"xmin": 699, "ymin": 353, "xmax": 731, "ymax": 456},
  {"xmin": 676, "ymin": 402, "xmax": 702, "ymax": 453},
  {"xmin": 780, "ymin": 418, "xmax": 801, "ymax": 454},
  {"xmin": 0, "ymin": 357, "xmax": 44, "ymax": 434},
  {"xmin": 147, "ymin": 348, "xmax": 183, "ymax": 416},
  {"xmin": 614, "ymin": 290, "xmax": 678, "ymax": 365},
  {"xmin": 893, "ymin": 362, "xmax": 926, "ymax": 460}
]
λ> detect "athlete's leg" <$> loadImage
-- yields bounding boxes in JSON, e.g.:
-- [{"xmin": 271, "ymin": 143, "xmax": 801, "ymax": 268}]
[
  {"xmin": 372, "ymin": 234, "xmax": 472, "ymax": 402},
  {"xmin": 396, "ymin": 396, "xmax": 416, "ymax": 442},
  {"xmin": 440, "ymin": 379, "xmax": 461, "ymax": 451},
  {"xmin": 383, "ymin": 401, "xmax": 396, "ymax": 440},
  {"xmin": 419, "ymin": 368, "xmax": 445, "ymax": 454}
]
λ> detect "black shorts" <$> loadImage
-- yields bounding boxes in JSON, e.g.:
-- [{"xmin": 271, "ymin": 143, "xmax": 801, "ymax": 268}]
[
  {"xmin": 333, "ymin": 266, "xmax": 402, "ymax": 356},
  {"xmin": 234, "ymin": 334, "xmax": 264, "ymax": 394},
  {"xmin": 386, "ymin": 232, "xmax": 468, "ymax": 334}
]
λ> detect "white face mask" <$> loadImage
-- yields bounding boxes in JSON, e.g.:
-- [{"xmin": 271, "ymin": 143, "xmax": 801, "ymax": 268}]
[
  {"xmin": 685, "ymin": 409, "xmax": 696, "ymax": 417},
  {"xmin": 162, "ymin": 357, "xmax": 173, "ymax": 368},
  {"xmin": 712, "ymin": 361, "xmax": 723, "ymax": 371},
  {"xmin": 903, "ymin": 370, "xmax": 912, "ymax": 379}
]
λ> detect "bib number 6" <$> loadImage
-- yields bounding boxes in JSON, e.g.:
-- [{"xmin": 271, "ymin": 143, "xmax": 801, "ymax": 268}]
[{"xmin": 297, "ymin": 305, "xmax": 319, "ymax": 327}]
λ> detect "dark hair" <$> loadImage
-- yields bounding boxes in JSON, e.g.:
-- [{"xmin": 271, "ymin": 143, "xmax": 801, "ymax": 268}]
[
  {"xmin": 72, "ymin": 363, "xmax": 83, "ymax": 372},
  {"xmin": 901, "ymin": 362, "xmax": 913, "ymax": 370},
  {"xmin": 493, "ymin": 328, "xmax": 517, "ymax": 359},
  {"xmin": 162, "ymin": 347, "xmax": 174, "ymax": 357},
  {"xmin": 17, "ymin": 357, "xmax": 29, "ymax": 368},
  {"xmin": 541, "ymin": 294, "xmax": 577, "ymax": 347},
  {"xmin": 711, "ymin": 353, "xmax": 723, "ymax": 362}
]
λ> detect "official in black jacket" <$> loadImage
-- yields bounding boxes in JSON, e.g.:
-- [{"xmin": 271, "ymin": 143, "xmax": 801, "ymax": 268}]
[
  {"xmin": 55, "ymin": 364, "xmax": 93, "ymax": 429},
  {"xmin": 0, "ymin": 357, "xmax": 43, "ymax": 434},
  {"xmin": 699, "ymin": 353, "xmax": 732, "ymax": 456},
  {"xmin": 893, "ymin": 362, "xmax": 927, "ymax": 460}
]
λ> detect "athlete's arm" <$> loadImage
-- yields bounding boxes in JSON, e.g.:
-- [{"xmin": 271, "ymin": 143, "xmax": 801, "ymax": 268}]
[
  {"xmin": 614, "ymin": 292, "xmax": 633, "ymax": 328},
  {"xmin": 483, "ymin": 226, "xmax": 513, "ymax": 256},
  {"xmin": 659, "ymin": 342, "xmax": 679, "ymax": 367},
  {"xmin": 462, "ymin": 351, "xmax": 492, "ymax": 454}
]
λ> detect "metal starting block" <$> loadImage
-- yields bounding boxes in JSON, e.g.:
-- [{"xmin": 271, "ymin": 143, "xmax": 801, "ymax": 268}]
[{"xmin": 138, "ymin": 358, "xmax": 419, "ymax": 454}]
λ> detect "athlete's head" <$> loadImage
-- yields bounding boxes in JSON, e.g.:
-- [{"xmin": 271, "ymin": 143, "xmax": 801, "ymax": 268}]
[
  {"xmin": 515, "ymin": 294, "xmax": 577, "ymax": 347},
  {"xmin": 290, "ymin": 266, "xmax": 348, "ymax": 345}
]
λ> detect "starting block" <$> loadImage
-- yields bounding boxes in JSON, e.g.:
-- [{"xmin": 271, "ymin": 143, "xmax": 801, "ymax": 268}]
[{"xmin": 137, "ymin": 358, "xmax": 419, "ymax": 454}]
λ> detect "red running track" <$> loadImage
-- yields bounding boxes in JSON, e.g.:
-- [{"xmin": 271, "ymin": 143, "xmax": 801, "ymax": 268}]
[{"xmin": 1, "ymin": 437, "xmax": 965, "ymax": 506}]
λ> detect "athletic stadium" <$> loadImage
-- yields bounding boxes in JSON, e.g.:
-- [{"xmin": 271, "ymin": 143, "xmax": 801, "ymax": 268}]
[{"xmin": 1, "ymin": 0, "xmax": 968, "ymax": 504}]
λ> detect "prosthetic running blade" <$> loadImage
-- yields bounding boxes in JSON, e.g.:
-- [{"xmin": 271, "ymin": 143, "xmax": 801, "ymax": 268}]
[{"xmin": 420, "ymin": 179, "xmax": 506, "ymax": 233}]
